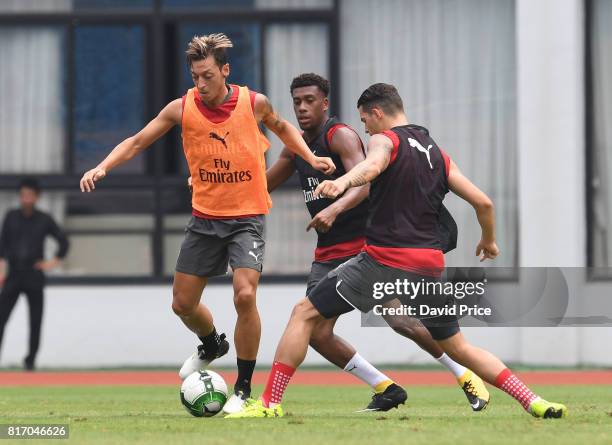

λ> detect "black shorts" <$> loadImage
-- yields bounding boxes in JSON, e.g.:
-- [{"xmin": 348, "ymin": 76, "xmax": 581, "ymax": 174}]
[{"xmin": 307, "ymin": 252, "xmax": 460, "ymax": 341}]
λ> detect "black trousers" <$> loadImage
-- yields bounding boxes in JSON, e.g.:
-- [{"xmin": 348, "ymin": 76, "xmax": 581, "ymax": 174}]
[{"xmin": 0, "ymin": 270, "xmax": 45, "ymax": 366}]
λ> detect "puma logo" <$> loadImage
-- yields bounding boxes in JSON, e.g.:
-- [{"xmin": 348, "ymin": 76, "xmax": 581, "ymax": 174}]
[
  {"xmin": 209, "ymin": 131, "xmax": 230, "ymax": 149},
  {"xmin": 249, "ymin": 241, "xmax": 262, "ymax": 264},
  {"xmin": 408, "ymin": 138, "xmax": 433, "ymax": 169},
  {"xmin": 248, "ymin": 251, "xmax": 262, "ymax": 263}
]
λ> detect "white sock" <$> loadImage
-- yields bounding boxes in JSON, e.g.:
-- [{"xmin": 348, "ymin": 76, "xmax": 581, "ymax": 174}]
[
  {"xmin": 436, "ymin": 353, "xmax": 467, "ymax": 378},
  {"xmin": 343, "ymin": 353, "xmax": 392, "ymax": 390}
]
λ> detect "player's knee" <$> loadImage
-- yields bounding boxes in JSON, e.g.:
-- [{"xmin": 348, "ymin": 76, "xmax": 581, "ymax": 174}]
[
  {"xmin": 171, "ymin": 299, "xmax": 197, "ymax": 317},
  {"xmin": 171, "ymin": 289, "xmax": 198, "ymax": 317},
  {"xmin": 309, "ymin": 323, "xmax": 334, "ymax": 349},
  {"xmin": 384, "ymin": 315, "xmax": 422, "ymax": 340},
  {"xmin": 291, "ymin": 298, "xmax": 319, "ymax": 323},
  {"xmin": 391, "ymin": 325, "xmax": 418, "ymax": 339},
  {"xmin": 233, "ymin": 286, "xmax": 256, "ymax": 313}
]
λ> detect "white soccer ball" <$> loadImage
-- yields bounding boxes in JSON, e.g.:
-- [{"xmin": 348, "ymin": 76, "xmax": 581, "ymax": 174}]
[{"xmin": 180, "ymin": 370, "xmax": 228, "ymax": 417}]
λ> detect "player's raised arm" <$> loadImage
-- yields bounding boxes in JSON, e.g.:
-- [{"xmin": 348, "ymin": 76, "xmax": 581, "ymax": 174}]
[
  {"xmin": 266, "ymin": 147, "xmax": 296, "ymax": 193},
  {"xmin": 447, "ymin": 159, "xmax": 499, "ymax": 262},
  {"xmin": 254, "ymin": 93, "xmax": 335, "ymax": 175},
  {"xmin": 314, "ymin": 132, "xmax": 393, "ymax": 200},
  {"xmin": 79, "ymin": 98, "xmax": 182, "ymax": 192},
  {"xmin": 306, "ymin": 127, "xmax": 369, "ymax": 233}
]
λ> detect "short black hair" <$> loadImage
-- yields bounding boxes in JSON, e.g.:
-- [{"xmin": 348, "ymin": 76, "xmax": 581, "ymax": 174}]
[
  {"xmin": 356, "ymin": 83, "xmax": 403, "ymax": 115},
  {"xmin": 19, "ymin": 177, "xmax": 41, "ymax": 194},
  {"xmin": 290, "ymin": 73, "xmax": 330, "ymax": 97}
]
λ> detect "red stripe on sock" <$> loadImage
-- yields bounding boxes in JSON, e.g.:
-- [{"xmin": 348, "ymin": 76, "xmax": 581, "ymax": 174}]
[
  {"xmin": 261, "ymin": 361, "xmax": 295, "ymax": 408},
  {"xmin": 494, "ymin": 368, "xmax": 512, "ymax": 387},
  {"xmin": 495, "ymin": 368, "xmax": 538, "ymax": 410}
]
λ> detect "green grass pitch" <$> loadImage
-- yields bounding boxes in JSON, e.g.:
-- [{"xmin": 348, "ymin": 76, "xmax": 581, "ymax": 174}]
[{"xmin": 1, "ymin": 385, "xmax": 611, "ymax": 445}]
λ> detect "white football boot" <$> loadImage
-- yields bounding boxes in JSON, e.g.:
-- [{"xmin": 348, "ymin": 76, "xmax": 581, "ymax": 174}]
[{"xmin": 222, "ymin": 390, "xmax": 252, "ymax": 415}]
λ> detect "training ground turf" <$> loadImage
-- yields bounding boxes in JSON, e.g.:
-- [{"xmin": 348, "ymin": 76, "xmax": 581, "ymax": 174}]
[{"xmin": 1, "ymin": 382, "xmax": 611, "ymax": 445}]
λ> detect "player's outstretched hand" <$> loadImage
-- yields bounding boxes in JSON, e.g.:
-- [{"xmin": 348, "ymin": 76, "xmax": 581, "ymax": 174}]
[
  {"xmin": 314, "ymin": 179, "xmax": 347, "ymax": 200},
  {"xmin": 476, "ymin": 239, "xmax": 499, "ymax": 262},
  {"xmin": 312, "ymin": 156, "xmax": 336, "ymax": 175},
  {"xmin": 80, "ymin": 167, "xmax": 107, "ymax": 192}
]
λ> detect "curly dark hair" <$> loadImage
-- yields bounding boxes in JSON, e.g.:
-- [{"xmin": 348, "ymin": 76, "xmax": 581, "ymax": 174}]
[
  {"xmin": 357, "ymin": 83, "xmax": 403, "ymax": 115},
  {"xmin": 290, "ymin": 73, "xmax": 330, "ymax": 97}
]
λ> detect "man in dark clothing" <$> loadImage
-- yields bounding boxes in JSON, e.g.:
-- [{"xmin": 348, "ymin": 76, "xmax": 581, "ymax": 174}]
[{"xmin": 0, "ymin": 178, "xmax": 69, "ymax": 370}]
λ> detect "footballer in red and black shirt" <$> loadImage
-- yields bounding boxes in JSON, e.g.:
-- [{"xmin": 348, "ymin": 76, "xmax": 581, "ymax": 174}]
[
  {"xmin": 229, "ymin": 82, "xmax": 567, "ymax": 420},
  {"xmin": 266, "ymin": 74, "xmax": 488, "ymax": 412}
]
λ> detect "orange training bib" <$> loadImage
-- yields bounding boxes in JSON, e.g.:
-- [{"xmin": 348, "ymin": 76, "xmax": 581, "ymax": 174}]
[{"xmin": 182, "ymin": 86, "xmax": 272, "ymax": 216}]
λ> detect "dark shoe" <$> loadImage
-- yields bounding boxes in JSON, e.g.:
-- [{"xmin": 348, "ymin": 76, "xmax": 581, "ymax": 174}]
[
  {"xmin": 23, "ymin": 359, "xmax": 35, "ymax": 371},
  {"xmin": 358, "ymin": 383, "xmax": 407, "ymax": 412},
  {"xmin": 197, "ymin": 333, "xmax": 230, "ymax": 362},
  {"xmin": 179, "ymin": 333, "xmax": 230, "ymax": 380}
]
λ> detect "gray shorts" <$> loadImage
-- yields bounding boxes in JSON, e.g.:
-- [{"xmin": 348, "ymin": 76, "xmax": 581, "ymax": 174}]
[
  {"xmin": 175, "ymin": 215, "xmax": 265, "ymax": 277},
  {"xmin": 308, "ymin": 252, "xmax": 460, "ymax": 340},
  {"xmin": 305, "ymin": 255, "xmax": 355, "ymax": 296}
]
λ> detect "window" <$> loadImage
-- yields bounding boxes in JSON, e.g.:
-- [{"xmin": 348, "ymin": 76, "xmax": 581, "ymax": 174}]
[
  {"xmin": 340, "ymin": 0, "xmax": 517, "ymax": 268},
  {"xmin": 588, "ymin": 0, "xmax": 612, "ymax": 269},
  {"xmin": 73, "ymin": 25, "xmax": 146, "ymax": 174},
  {"xmin": 164, "ymin": 0, "xmax": 253, "ymax": 10},
  {"xmin": 264, "ymin": 23, "xmax": 330, "ymax": 160},
  {"xmin": 163, "ymin": 0, "xmax": 333, "ymax": 10},
  {"xmin": 0, "ymin": 27, "xmax": 66, "ymax": 173},
  {"xmin": 73, "ymin": 0, "xmax": 152, "ymax": 10},
  {"xmin": 0, "ymin": 4, "xmax": 338, "ymax": 281}
]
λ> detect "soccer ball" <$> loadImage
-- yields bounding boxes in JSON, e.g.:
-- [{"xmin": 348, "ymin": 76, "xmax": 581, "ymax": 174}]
[{"xmin": 180, "ymin": 370, "xmax": 228, "ymax": 417}]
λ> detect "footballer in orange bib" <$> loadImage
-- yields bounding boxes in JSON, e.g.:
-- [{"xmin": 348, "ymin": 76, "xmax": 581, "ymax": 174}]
[
  {"xmin": 182, "ymin": 85, "xmax": 271, "ymax": 217},
  {"xmin": 79, "ymin": 33, "xmax": 335, "ymax": 414}
]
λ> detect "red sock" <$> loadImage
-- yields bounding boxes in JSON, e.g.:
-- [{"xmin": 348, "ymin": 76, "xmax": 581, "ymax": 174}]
[
  {"xmin": 495, "ymin": 368, "xmax": 539, "ymax": 410},
  {"xmin": 261, "ymin": 361, "xmax": 295, "ymax": 407}
]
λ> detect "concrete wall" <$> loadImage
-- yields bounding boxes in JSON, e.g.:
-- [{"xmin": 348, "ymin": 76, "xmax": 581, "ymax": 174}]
[
  {"xmin": 516, "ymin": 0, "xmax": 588, "ymax": 364},
  {"xmin": 2, "ymin": 283, "xmax": 611, "ymax": 369}
]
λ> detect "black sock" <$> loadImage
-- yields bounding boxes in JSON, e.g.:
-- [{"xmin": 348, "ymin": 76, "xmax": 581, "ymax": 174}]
[
  {"xmin": 235, "ymin": 358, "xmax": 256, "ymax": 396},
  {"xmin": 198, "ymin": 327, "xmax": 221, "ymax": 354}
]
